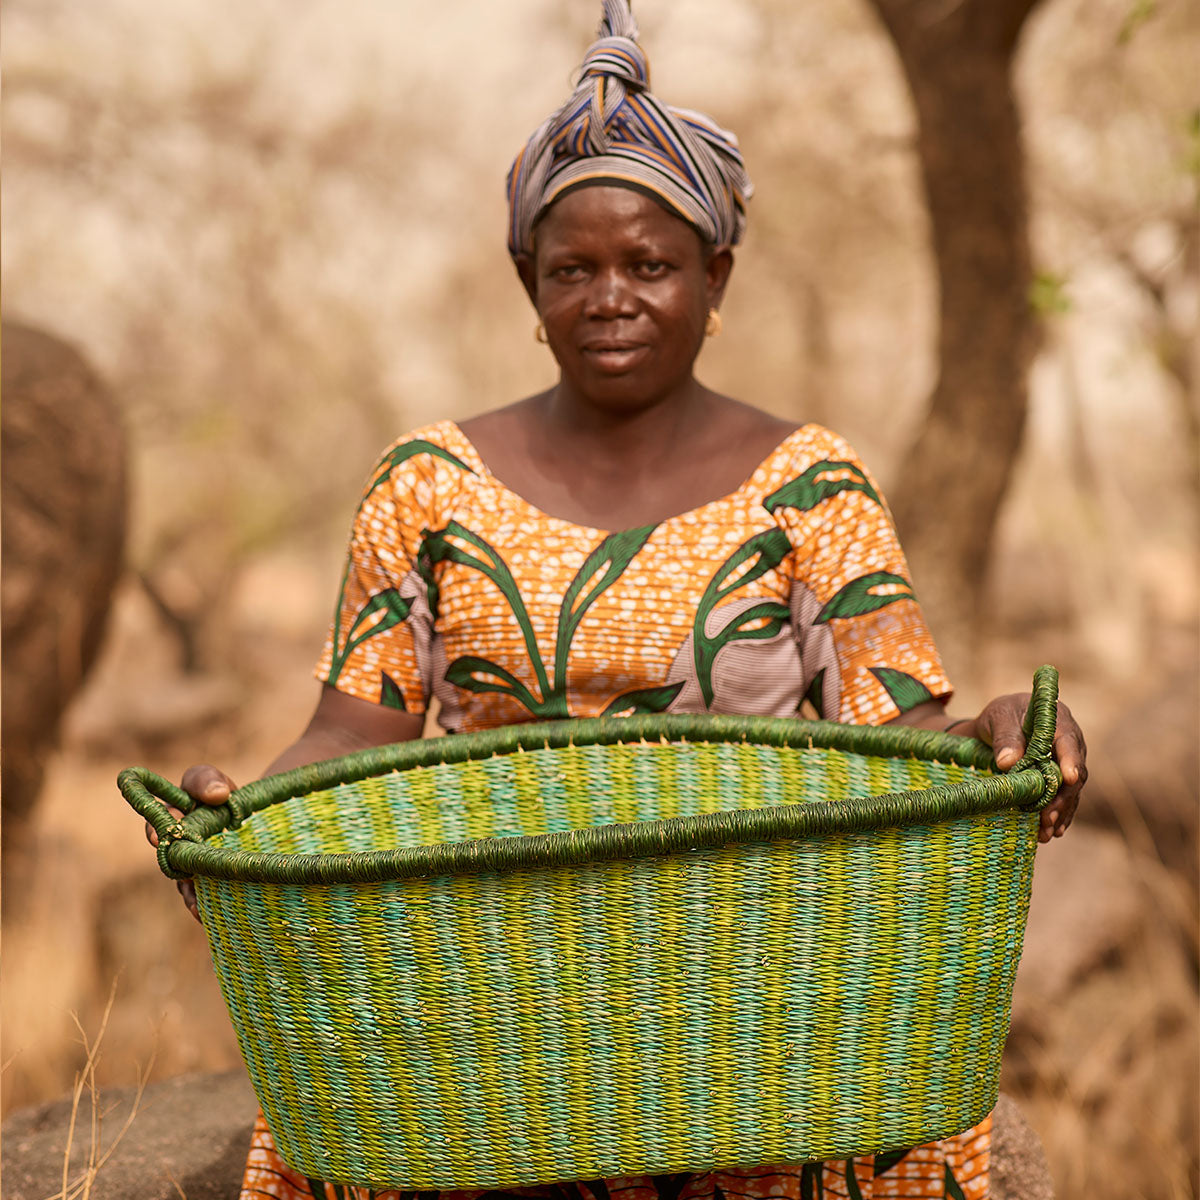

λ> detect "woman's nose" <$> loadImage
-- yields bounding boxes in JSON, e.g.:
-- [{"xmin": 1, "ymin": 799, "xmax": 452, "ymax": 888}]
[{"xmin": 584, "ymin": 268, "xmax": 634, "ymax": 317}]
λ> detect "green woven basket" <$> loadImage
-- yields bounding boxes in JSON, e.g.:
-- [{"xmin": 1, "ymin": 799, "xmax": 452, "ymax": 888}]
[{"xmin": 122, "ymin": 666, "xmax": 1062, "ymax": 1191}]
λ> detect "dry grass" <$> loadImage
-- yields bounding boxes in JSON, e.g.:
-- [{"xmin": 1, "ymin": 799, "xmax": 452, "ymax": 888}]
[{"xmin": 36, "ymin": 981, "xmax": 156, "ymax": 1200}]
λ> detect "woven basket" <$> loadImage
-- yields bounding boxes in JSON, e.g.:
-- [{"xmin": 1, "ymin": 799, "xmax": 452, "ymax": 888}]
[{"xmin": 122, "ymin": 666, "xmax": 1062, "ymax": 1190}]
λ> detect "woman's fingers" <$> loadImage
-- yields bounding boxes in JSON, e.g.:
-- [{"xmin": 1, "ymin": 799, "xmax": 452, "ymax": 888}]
[
  {"xmin": 180, "ymin": 764, "xmax": 239, "ymax": 807},
  {"xmin": 975, "ymin": 693, "xmax": 1087, "ymax": 842},
  {"xmin": 177, "ymin": 878, "xmax": 201, "ymax": 922},
  {"xmin": 1039, "ymin": 706, "xmax": 1087, "ymax": 841},
  {"xmin": 973, "ymin": 693, "xmax": 1028, "ymax": 769},
  {"xmin": 143, "ymin": 765, "xmax": 238, "ymax": 924},
  {"xmin": 1053, "ymin": 704, "xmax": 1088, "ymax": 789},
  {"xmin": 144, "ymin": 804, "xmax": 184, "ymax": 847}
]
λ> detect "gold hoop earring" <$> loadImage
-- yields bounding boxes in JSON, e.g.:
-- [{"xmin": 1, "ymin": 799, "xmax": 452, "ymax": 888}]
[
  {"xmin": 534, "ymin": 322, "xmax": 549, "ymax": 344},
  {"xmin": 705, "ymin": 308, "xmax": 722, "ymax": 338}
]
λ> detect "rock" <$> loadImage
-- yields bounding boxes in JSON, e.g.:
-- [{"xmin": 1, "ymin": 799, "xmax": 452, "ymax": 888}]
[
  {"xmin": 991, "ymin": 1093, "xmax": 1054, "ymax": 1200},
  {"xmin": 3, "ymin": 1071, "xmax": 1053, "ymax": 1199},
  {"xmin": 1, "ymin": 1070, "xmax": 255, "ymax": 1200},
  {"xmin": 1, "ymin": 320, "xmax": 127, "ymax": 873}
]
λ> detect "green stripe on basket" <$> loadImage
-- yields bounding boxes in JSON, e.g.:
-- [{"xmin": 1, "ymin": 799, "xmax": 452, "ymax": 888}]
[
  {"xmin": 501, "ymin": 869, "xmax": 562, "ymax": 1178},
  {"xmin": 239, "ymin": 884, "xmax": 336, "ymax": 1175},
  {"xmin": 369, "ymin": 885, "xmax": 427, "ymax": 1181},
  {"xmin": 605, "ymin": 857, "xmax": 642, "ymax": 1171},
  {"xmin": 705, "ymin": 849, "xmax": 741, "ymax": 1164},
  {"xmin": 554, "ymin": 860, "xmax": 604, "ymax": 1175},
  {"xmin": 858, "ymin": 825, "xmax": 900, "ymax": 1151},
  {"xmin": 625, "ymin": 848, "xmax": 670, "ymax": 1167},
  {"xmin": 922, "ymin": 818, "xmax": 955, "ymax": 1127},
  {"xmin": 407, "ymin": 763, "xmax": 446, "ymax": 848},
  {"xmin": 557, "ymin": 743, "xmax": 594, "ymax": 832}
]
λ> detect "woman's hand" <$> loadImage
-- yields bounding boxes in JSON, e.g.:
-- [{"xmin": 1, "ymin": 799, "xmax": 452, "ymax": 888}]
[
  {"xmin": 143, "ymin": 685, "xmax": 428, "ymax": 921},
  {"xmin": 143, "ymin": 764, "xmax": 237, "ymax": 922},
  {"xmin": 970, "ymin": 694, "xmax": 1087, "ymax": 843},
  {"xmin": 890, "ymin": 693, "xmax": 1088, "ymax": 844}
]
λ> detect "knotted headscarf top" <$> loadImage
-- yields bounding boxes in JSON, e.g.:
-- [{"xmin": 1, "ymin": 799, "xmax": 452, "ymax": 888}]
[{"xmin": 506, "ymin": 0, "xmax": 753, "ymax": 257}]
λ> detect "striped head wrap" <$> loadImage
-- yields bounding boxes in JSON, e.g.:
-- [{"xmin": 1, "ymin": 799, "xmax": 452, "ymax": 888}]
[{"xmin": 506, "ymin": 0, "xmax": 753, "ymax": 258}]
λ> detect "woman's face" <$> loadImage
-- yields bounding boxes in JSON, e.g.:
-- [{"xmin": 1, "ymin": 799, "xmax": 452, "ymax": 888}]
[{"xmin": 518, "ymin": 185, "xmax": 732, "ymax": 414}]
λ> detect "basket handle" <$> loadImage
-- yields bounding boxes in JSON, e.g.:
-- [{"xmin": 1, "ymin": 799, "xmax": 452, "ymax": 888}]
[
  {"xmin": 118, "ymin": 767, "xmax": 201, "ymax": 879},
  {"xmin": 1013, "ymin": 664, "xmax": 1062, "ymax": 806}
]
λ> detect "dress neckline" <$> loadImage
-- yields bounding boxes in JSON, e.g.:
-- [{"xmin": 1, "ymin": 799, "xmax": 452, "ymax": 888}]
[{"xmin": 445, "ymin": 419, "xmax": 809, "ymax": 536}]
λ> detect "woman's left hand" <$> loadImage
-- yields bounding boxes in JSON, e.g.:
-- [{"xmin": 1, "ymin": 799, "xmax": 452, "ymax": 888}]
[{"xmin": 968, "ymin": 694, "xmax": 1087, "ymax": 843}]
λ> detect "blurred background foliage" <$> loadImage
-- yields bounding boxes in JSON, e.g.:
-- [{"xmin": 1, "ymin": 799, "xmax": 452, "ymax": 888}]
[{"xmin": 2, "ymin": 1, "xmax": 1196, "ymax": 1196}]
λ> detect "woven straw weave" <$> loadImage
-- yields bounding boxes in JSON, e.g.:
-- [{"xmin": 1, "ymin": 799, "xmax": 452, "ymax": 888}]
[{"xmin": 123, "ymin": 667, "xmax": 1061, "ymax": 1190}]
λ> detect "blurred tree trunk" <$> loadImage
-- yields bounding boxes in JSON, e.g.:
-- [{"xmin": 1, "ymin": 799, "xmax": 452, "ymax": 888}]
[{"xmin": 866, "ymin": 0, "xmax": 1045, "ymax": 680}]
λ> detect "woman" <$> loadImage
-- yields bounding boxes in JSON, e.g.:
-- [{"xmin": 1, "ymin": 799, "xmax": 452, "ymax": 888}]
[{"xmin": 161, "ymin": 4, "xmax": 1086, "ymax": 1197}]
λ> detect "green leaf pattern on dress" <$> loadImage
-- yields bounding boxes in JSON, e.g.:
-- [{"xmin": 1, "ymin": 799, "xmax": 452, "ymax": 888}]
[
  {"xmin": 365, "ymin": 440, "xmax": 474, "ymax": 499},
  {"xmin": 868, "ymin": 667, "xmax": 934, "ymax": 713},
  {"xmin": 330, "ymin": 452, "xmax": 925, "ymax": 722},
  {"xmin": 814, "ymin": 571, "xmax": 915, "ymax": 624},
  {"xmin": 326, "ymin": 585, "xmax": 413, "ymax": 686},
  {"xmin": 425, "ymin": 522, "xmax": 658, "ymax": 720},
  {"xmin": 690, "ymin": 529, "xmax": 792, "ymax": 707},
  {"xmin": 763, "ymin": 459, "xmax": 883, "ymax": 514}
]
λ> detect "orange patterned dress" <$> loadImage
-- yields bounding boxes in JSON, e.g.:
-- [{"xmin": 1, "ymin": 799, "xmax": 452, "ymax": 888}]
[{"xmin": 239, "ymin": 420, "xmax": 992, "ymax": 1200}]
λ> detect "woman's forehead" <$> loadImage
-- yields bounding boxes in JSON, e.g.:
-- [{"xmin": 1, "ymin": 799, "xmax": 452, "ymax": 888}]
[{"xmin": 536, "ymin": 185, "xmax": 705, "ymax": 251}]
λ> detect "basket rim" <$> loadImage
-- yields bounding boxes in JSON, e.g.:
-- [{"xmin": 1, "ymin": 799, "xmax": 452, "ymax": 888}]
[{"xmin": 122, "ymin": 675, "xmax": 1062, "ymax": 885}]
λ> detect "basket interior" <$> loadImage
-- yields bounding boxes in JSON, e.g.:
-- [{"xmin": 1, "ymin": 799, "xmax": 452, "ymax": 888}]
[{"xmin": 210, "ymin": 740, "xmax": 991, "ymax": 858}]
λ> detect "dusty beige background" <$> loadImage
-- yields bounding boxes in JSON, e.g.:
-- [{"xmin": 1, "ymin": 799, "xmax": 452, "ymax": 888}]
[{"xmin": 3, "ymin": 1, "xmax": 1197, "ymax": 1197}]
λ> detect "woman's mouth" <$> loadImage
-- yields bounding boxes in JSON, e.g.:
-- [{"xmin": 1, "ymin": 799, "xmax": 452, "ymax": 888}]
[{"xmin": 580, "ymin": 342, "xmax": 648, "ymax": 372}]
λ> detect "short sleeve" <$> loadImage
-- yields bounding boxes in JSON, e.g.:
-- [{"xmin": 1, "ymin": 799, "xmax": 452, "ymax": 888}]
[
  {"xmin": 769, "ymin": 426, "xmax": 952, "ymax": 726},
  {"xmin": 314, "ymin": 429, "xmax": 472, "ymax": 714}
]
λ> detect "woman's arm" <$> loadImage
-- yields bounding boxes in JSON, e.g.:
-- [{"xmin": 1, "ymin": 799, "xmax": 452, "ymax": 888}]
[
  {"xmin": 149, "ymin": 684, "xmax": 427, "ymax": 919},
  {"xmin": 184, "ymin": 685, "xmax": 426, "ymax": 798},
  {"xmin": 888, "ymin": 697, "xmax": 1087, "ymax": 844}
]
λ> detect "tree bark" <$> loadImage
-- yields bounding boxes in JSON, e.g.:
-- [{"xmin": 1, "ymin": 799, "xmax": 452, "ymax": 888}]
[{"xmin": 866, "ymin": 0, "xmax": 1044, "ymax": 680}]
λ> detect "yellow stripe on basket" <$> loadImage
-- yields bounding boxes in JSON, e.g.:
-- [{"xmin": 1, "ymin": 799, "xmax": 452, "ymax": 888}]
[
  {"xmin": 396, "ymin": 878, "xmax": 477, "ymax": 1185},
  {"xmin": 917, "ymin": 816, "xmax": 955, "ymax": 1128},
  {"xmin": 544, "ymin": 862, "xmax": 604, "ymax": 1178},
  {"xmin": 866, "ymin": 753, "xmax": 892, "ymax": 803},
  {"xmin": 495, "ymin": 868, "xmax": 561, "ymax": 1181},
  {"xmin": 649, "ymin": 740, "xmax": 681, "ymax": 820},
  {"xmin": 646, "ymin": 852, "xmax": 691, "ymax": 1166},
  {"xmin": 856, "ymin": 825, "xmax": 901, "ymax": 1150},
  {"xmin": 500, "ymin": 750, "xmax": 546, "ymax": 837},
  {"xmin": 806, "ymin": 831, "xmax": 850, "ymax": 1150},
  {"xmin": 730, "ymin": 741, "xmax": 767, "ymax": 809},
  {"xmin": 600, "ymin": 857, "xmax": 643, "ymax": 1172},
  {"xmin": 300, "ymin": 883, "xmax": 396, "ymax": 1181},
  {"xmin": 756, "ymin": 838, "xmax": 795, "ymax": 1159},
  {"xmin": 950, "ymin": 812, "xmax": 995, "ymax": 1123},
  {"xmin": 606, "ymin": 744, "xmax": 642, "ymax": 825},
  {"xmin": 813, "ymin": 743, "xmax": 850, "ymax": 811},
  {"xmin": 560, "ymin": 743, "xmax": 599, "ymax": 832},
  {"xmin": 460, "ymin": 759, "xmax": 498, "ymax": 842}
]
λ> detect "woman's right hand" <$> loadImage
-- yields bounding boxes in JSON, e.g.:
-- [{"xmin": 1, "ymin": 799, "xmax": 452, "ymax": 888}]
[
  {"xmin": 143, "ymin": 764, "xmax": 238, "ymax": 922},
  {"xmin": 143, "ymin": 685, "xmax": 427, "ymax": 921}
]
